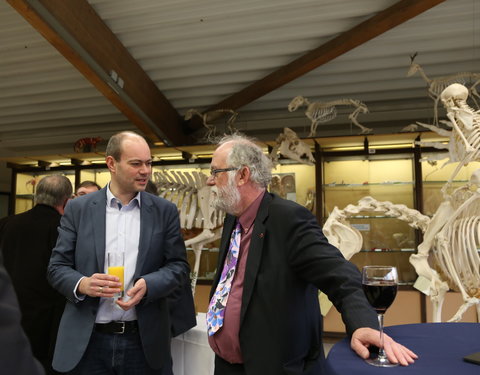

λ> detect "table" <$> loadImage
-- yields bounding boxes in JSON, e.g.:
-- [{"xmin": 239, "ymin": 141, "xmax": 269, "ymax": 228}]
[
  {"xmin": 171, "ymin": 313, "xmax": 215, "ymax": 375},
  {"xmin": 325, "ymin": 323, "xmax": 480, "ymax": 375}
]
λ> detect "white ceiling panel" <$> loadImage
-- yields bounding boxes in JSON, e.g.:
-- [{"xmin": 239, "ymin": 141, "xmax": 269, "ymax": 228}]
[{"xmin": 0, "ymin": 0, "xmax": 478, "ymax": 160}]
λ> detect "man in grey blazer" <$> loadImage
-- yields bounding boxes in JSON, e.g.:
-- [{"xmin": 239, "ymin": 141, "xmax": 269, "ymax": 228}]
[{"xmin": 48, "ymin": 131, "xmax": 193, "ymax": 374}]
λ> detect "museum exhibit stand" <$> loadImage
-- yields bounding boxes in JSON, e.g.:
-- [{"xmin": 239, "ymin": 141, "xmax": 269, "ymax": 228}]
[{"xmin": 4, "ymin": 132, "xmax": 479, "ymax": 335}]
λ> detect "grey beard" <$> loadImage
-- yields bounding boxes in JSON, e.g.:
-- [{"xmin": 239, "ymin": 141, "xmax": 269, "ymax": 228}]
[{"xmin": 214, "ymin": 182, "xmax": 241, "ymax": 216}]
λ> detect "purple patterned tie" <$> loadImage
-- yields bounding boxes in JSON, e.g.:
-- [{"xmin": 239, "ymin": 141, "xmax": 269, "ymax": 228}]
[{"xmin": 206, "ymin": 222, "xmax": 241, "ymax": 336}]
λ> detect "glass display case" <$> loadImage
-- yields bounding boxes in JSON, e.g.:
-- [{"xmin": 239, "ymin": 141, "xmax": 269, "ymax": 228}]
[
  {"xmin": 322, "ymin": 155, "xmax": 417, "ymax": 284},
  {"xmin": 420, "ymin": 156, "xmax": 480, "ymax": 216}
]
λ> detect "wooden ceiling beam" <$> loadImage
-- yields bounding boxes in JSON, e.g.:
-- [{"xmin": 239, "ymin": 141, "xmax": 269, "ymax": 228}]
[
  {"xmin": 190, "ymin": 0, "xmax": 446, "ymax": 129},
  {"xmin": 8, "ymin": 0, "xmax": 191, "ymax": 146}
]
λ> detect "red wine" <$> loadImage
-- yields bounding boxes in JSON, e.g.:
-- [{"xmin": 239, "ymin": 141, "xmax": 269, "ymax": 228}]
[{"xmin": 362, "ymin": 282, "xmax": 397, "ymax": 314}]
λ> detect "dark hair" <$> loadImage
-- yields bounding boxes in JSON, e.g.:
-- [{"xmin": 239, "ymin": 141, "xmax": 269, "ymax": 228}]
[
  {"xmin": 35, "ymin": 175, "xmax": 73, "ymax": 207},
  {"xmin": 75, "ymin": 180, "xmax": 101, "ymax": 194},
  {"xmin": 105, "ymin": 131, "xmax": 145, "ymax": 161}
]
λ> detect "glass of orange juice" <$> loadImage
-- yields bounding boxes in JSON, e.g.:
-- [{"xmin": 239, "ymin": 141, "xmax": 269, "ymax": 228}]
[{"xmin": 107, "ymin": 252, "xmax": 124, "ymax": 299}]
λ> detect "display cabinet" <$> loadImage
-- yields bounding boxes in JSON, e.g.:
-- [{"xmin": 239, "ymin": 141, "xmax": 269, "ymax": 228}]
[{"xmin": 321, "ymin": 155, "xmax": 417, "ymax": 285}]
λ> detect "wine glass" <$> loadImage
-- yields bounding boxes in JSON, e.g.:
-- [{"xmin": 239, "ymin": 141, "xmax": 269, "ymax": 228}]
[{"xmin": 362, "ymin": 265, "xmax": 398, "ymax": 367}]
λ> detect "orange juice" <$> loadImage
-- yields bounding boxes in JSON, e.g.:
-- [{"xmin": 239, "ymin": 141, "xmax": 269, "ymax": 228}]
[{"xmin": 108, "ymin": 266, "xmax": 124, "ymax": 291}]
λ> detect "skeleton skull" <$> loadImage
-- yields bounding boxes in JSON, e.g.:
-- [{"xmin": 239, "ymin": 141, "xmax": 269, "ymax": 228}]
[
  {"xmin": 277, "ymin": 128, "xmax": 315, "ymax": 165},
  {"xmin": 441, "ymin": 83, "xmax": 468, "ymax": 107}
]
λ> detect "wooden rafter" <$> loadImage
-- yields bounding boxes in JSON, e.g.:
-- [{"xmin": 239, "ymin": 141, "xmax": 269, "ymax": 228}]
[
  {"xmin": 188, "ymin": 0, "xmax": 446, "ymax": 129},
  {"xmin": 8, "ymin": 0, "xmax": 191, "ymax": 146}
]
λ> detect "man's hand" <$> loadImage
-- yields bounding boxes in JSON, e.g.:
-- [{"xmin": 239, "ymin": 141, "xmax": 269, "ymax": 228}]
[
  {"xmin": 78, "ymin": 273, "xmax": 122, "ymax": 298},
  {"xmin": 351, "ymin": 327, "xmax": 418, "ymax": 366},
  {"xmin": 116, "ymin": 278, "xmax": 147, "ymax": 311}
]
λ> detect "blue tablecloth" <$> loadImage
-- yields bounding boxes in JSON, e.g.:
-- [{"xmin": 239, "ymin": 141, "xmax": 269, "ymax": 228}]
[{"xmin": 325, "ymin": 323, "xmax": 480, "ymax": 375}]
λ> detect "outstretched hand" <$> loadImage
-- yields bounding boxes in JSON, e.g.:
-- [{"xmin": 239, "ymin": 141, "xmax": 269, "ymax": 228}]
[{"xmin": 351, "ymin": 327, "xmax": 418, "ymax": 366}]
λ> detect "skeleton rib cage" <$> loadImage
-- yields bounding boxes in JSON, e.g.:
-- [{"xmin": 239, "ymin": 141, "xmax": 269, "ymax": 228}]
[{"xmin": 153, "ymin": 170, "xmax": 225, "ymax": 293}]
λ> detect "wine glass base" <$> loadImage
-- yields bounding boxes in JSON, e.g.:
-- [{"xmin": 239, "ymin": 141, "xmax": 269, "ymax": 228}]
[{"xmin": 365, "ymin": 356, "xmax": 399, "ymax": 367}]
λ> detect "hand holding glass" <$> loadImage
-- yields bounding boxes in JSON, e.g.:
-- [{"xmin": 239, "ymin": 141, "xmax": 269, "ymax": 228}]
[
  {"xmin": 362, "ymin": 265, "xmax": 398, "ymax": 367},
  {"xmin": 107, "ymin": 252, "xmax": 124, "ymax": 299}
]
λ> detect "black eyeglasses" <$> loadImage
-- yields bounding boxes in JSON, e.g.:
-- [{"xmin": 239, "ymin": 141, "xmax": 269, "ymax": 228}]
[{"xmin": 209, "ymin": 167, "xmax": 238, "ymax": 178}]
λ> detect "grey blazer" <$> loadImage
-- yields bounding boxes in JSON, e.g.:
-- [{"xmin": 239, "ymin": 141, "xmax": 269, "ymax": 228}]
[{"xmin": 48, "ymin": 188, "xmax": 191, "ymax": 372}]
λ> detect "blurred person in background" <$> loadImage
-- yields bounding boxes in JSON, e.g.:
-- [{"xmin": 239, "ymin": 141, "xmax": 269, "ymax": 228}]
[
  {"xmin": 0, "ymin": 174, "xmax": 72, "ymax": 374},
  {"xmin": 74, "ymin": 180, "xmax": 101, "ymax": 197}
]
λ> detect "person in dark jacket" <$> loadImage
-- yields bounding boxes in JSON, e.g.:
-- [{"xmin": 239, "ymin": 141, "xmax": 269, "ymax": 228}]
[
  {"xmin": 206, "ymin": 134, "xmax": 417, "ymax": 375},
  {"xmin": 0, "ymin": 174, "xmax": 72, "ymax": 374}
]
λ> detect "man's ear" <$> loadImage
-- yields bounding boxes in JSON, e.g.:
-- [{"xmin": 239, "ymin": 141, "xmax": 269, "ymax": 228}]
[
  {"xmin": 106, "ymin": 155, "xmax": 116, "ymax": 173},
  {"xmin": 237, "ymin": 166, "xmax": 250, "ymax": 186}
]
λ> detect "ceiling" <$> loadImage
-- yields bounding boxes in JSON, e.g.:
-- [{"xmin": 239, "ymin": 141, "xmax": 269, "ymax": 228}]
[{"xmin": 0, "ymin": 0, "xmax": 479, "ymax": 164}]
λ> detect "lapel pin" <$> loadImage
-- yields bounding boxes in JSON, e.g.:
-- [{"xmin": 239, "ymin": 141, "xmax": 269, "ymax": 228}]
[{"xmin": 259, "ymin": 233, "xmax": 264, "ymax": 238}]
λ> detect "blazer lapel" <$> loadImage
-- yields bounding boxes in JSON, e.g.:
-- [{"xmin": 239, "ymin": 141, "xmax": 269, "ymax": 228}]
[
  {"xmin": 135, "ymin": 192, "xmax": 153, "ymax": 278},
  {"xmin": 240, "ymin": 193, "xmax": 271, "ymax": 325},
  {"xmin": 92, "ymin": 190, "xmax": 107, "ymax": 271}
]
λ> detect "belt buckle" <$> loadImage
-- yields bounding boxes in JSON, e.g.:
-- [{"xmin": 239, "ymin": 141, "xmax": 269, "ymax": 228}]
[{"xmin": 116, "ymin": 321, "xmax": 125, "ymax": 334}]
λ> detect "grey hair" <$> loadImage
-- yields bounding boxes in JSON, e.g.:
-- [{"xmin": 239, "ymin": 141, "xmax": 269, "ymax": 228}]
[
  {"xmin": 35, "ymin": 175, "xmax": 73, "ymax": 207},
  {"xmin": 218, "ymin": 134, "xmax": 272, "ymax": 188}
]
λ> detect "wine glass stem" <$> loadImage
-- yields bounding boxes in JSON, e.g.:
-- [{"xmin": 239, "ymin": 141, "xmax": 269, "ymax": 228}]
[{"xmin": 377, "ymin": 313, "xmax": 386, "ymax": 360}]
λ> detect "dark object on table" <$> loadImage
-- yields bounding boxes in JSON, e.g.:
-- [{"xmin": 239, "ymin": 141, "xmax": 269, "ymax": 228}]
[{"xmin": 464, "ymin": 352, "xmax": 480, "ymax": 365}]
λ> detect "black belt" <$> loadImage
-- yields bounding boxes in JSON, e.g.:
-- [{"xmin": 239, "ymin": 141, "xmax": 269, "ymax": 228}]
[{"xmin": 94, "ymin": 321, "xmax": 138, "ymax": 334}]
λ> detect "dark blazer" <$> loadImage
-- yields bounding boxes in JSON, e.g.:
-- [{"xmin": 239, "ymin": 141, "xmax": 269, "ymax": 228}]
[
  {"xmin": 0, "ymin": 204, "xmax": 64, "ymax": 374},
  {"xmin": 48, "ymin": 188, "xmax": 194, "ymax": 372},
  {"xmin": 210, "ymin": 193, "xmax": 378, "ymax": 375},
  {"xmin": 0, "ymin": 252, "xmax": 45, "ymax": 375}
]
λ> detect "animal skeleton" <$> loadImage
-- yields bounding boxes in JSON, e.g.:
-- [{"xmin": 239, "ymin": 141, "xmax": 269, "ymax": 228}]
[
  {"xmin": 435, "ymin": 83, "xmax": 480, "ymax": 196},
  {"xmin": 414, "ymin": 120, "xmax": 466, "ymax": 166},
  {"xmin": 288, "ymin": 96, "xmax": 372, "ymax": 137},
  {"xmin": 153, "ymin": 170, "xmax": 225, "ymax": 294},
  {"xmin": 268, "ymin": 127, "xmax": 315, "ymax": 166},
  {"xmin": 184, "ymin": 108, "xmax": 238, "ymax": 141},
  {"xmin": 319, "ymin": 196, "xmax": 429, "ymax": 315},
  {"xmin": 323, "ymin": 196, "xmax": 429, "ymax": 261},
  {"xmin": 410, "ymin": 170, "xmax": 480, "ymax": 322},
  {"xmin": 407, "ymin": 53, "xmax": 480, "ymax": 125},
  {"xmin": 323, "ymin": 192, "xmax": 480, "ymax": 322}
]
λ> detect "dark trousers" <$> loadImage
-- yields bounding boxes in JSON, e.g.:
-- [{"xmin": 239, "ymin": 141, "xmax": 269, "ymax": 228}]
[
  {"xmin": 214, "ymin": 355, "xmax": 246, "ymax": 375},
  {"xmin": 68, "ymin": 331, "xmax": 167, "ymax": 375}
]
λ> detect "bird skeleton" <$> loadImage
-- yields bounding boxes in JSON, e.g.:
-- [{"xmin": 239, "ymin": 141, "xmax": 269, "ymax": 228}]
[{"xmin": 288, "ymin": 95, "xmax": 372, "ymax": 137}]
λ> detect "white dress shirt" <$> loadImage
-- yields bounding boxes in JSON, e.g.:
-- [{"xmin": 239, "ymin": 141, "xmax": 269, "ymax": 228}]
[{"xmin": 95, "ymin": 185, "xmax": 141, "ymax": 323}]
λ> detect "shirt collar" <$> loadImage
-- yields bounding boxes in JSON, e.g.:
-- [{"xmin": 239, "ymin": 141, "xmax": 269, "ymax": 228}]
[
  {"xmin": 106, "ymin": 183, "xmax": 141, "ymax": 209},
  {"xmin": 238, "ymin": 190, "xmax": 265, "ymax": 234}
]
